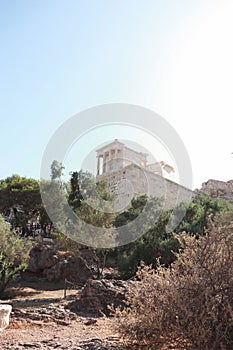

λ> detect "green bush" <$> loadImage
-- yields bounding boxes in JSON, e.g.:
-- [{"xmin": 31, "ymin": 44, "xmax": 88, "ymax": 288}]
[
  {"xmin": 114, "ymin": 195, "xmax": 230, "ymax": 278},
  {"xmin": 0, "ymin": 216, "xmax": 32, "ymax": 296}
]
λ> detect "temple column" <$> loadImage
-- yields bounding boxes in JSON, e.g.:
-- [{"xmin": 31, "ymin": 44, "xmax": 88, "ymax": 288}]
[
  {"xmin": 109, "ymin": 150, "xmax": 113, "ymax": 171},
  {"xmin": 103, "ymin": 152, "xmax": 106, "ymax": 173},
  {"xmin": 97, "ymin": 156, "xmax": 100, "ymax": 176},
  {"xmin": 114, "ymin": 149, "xmax": 117, "ymax": 170}
]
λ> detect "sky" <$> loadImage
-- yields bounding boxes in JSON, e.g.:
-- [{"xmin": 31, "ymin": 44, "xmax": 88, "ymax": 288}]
[{"xmin": 0, "ymin": 0, "xmax": 233, "ymax": 190}]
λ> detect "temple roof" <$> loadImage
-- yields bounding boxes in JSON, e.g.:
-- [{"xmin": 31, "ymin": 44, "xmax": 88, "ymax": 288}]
[
  {"xmin": 96, "ymin": 139, "xmax": 125, "ymax": 153},
  {"xmin": 96, "ymin": 139, "xmax": 147, "ymax": 157}
]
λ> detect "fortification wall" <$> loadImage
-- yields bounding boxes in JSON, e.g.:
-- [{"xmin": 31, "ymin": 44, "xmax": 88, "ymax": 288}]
[{"xmin": 98, "ymin": 164, "xmax": 194, "ymax": 211}]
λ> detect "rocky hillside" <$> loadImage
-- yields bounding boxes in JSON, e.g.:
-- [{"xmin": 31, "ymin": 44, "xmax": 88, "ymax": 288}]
[{"xmin": 197, "ymin": 179, "xmax": 233, "ymax": 201}]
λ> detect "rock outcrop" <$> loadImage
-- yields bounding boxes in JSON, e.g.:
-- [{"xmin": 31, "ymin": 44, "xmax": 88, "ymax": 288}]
[
  {"xmin": 26, "ymin": 244, "xmax": 97, "ymax": 284},
  {"xmin": 68, "ymin": 279, "xmax": 136, "ymax": 316},
  {"xmin": 44, "ymin": 255, "xmax": 93, "ymax": 283},
  {"xmin": 12, "ymin": 304, "xmax": 77, "ymax": 325},
  {"xmin": 197, "ymin": 179, "xmax": 233, "ymax": 200},
  {"xmin": 27, "ymin": 244, "xmax": 58, "ymax": 273}
]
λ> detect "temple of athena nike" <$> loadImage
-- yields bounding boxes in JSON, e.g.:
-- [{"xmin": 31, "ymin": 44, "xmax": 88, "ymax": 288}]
[{"xmin": 96, "ymin": 139, "xmax": 193, "ymax": 210}]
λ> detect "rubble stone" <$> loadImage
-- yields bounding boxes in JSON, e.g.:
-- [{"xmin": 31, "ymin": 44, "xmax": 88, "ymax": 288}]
[
  {"xmin": 44, "ymin": 255, "xmax": 93, "ymax": 284},
  {"xmin": 67, "ymin": 279, "xmax": 136, "ymax": 316},
  {"xmin": 12, "ymin": 304, "xmax": 77, "ymax": 324}
]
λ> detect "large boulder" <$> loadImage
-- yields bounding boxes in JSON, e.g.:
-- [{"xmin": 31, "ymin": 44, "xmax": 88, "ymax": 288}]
[
  {"xmin": 44, "ymin": 255, "xmax": 93, "ymax": 284},
  {"xmin": 26, "ymin": 244, "xmax": 96, "ymax": 284},
  {"xmin": 27, "ymin": 244, "xmax": 58, "ymax": 273},
  {"xmin": 68, "ymin": 279, "xmax": 137, "ymax": 316}
]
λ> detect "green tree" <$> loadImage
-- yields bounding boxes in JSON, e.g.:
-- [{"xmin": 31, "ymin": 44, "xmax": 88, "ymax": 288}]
[
  {"xmin": 0, "ymin": 174, "xmax": 43, "ymax": 227},
  {"xmin": 50, "ymin": 160, "xmax": 64, "ymax": 180},
  {"xmin": 0, "ymin": 216, "xmax": 32, "ymax": 295},
  {"xmin": 67, "ymin": 170, "xmax": 115, "ymax": 228},
  {"xmin": 68, "ymin": 171, "xmax": 84, "ymax": 210},
  {"xmin": 114, "ymin": 194, "xmax": 230, "ymax": 278},
  {"xmin": 174, "ymin": 194, "xmax": 229, "ymax": 235},
  {"xmin": 39, "ymin": 179, "xmax": 68, "ymax": 227},
  {"xmin": 114, "ymin": 195, "xmax": 148, "ymax": 227},
  {"xmin": 65, "ymin": 170, "xmax": 116, "ymax": 251},
  {"xmin": 113, "ymin": 195, "xmax": 176, "ymax": 277}
]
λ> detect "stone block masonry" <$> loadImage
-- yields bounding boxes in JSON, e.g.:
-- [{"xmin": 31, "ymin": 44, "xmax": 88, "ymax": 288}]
[{"xmin": 99, "ymin": 164, "xmax": 194, "ymax": 211}]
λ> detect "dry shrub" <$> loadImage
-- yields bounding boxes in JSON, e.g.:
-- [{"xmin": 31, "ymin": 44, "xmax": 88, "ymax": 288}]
[{"xmin": 115, "ymin": 219, "xmax": 233, "ymax": 349}]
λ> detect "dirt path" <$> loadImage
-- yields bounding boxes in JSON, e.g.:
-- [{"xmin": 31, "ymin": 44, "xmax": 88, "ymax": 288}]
[
  {"xmin": 0, "ymin": 282, "xmax": 128, "ymax": 350},
  {"xmin": 0, "ymin": 282, "xmax": 180, "ymax": 349},
  {"xmin": 1, "ymin": 316, "xmax": 123, "ymax": 349}
]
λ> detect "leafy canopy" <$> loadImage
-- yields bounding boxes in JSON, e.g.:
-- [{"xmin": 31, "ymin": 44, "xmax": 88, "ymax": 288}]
[{"xmin": 0, "ymin": 216, "xmax": 32, "ymax": 295}]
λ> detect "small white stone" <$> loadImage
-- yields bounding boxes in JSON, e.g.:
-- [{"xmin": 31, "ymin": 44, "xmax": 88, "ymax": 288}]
[{"xmin": 0, "ymin": 304, "xmax": 12, "ymax": 330}]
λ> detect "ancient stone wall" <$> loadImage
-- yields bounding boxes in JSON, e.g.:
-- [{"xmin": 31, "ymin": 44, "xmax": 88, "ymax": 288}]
[{"xmin": 100, "ymin": 164, "xmax": 194, "ymax": 210}]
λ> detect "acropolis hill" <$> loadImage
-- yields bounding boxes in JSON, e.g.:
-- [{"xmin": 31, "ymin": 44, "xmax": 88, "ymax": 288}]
[{"xmin": 96, "ymin": 139, "xmax": 194, "ymax": 210}]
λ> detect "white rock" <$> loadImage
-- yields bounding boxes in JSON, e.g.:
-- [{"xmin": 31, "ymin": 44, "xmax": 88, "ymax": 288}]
[{"xmin": 0, "ymin": 304, "xmax": 12, "ymax": 330}]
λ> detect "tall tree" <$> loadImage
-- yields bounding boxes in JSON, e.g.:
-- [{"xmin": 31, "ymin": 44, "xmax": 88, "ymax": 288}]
[
  {"xmin": 66, "ymin": 170, "xmax": 116, "ymax": 247},
  {"xmin": 50, "ymin": 160, "xmax": 64, "ymax": 180},
  {"xmin": 68, "ymin": 171, "xmax": 84, "ymax": 210}
]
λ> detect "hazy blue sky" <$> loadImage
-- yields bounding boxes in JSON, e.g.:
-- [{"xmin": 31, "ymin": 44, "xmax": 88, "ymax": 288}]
[{"xmin": 0, "ymin": 0, "xmax": 232, "ymax": 189}]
